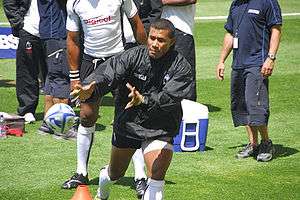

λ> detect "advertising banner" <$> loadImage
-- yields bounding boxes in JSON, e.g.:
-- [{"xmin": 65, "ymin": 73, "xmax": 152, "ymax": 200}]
[{"xmin": 0, "ymin": 27, "xmax": 18, "ymax": 59}]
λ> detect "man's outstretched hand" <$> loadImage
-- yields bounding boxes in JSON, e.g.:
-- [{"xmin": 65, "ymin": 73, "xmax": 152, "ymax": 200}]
[
  {"xmin": 125, "ymin": 83, "xmax": 144, "ymax": 109},
  {"xmin": 70, "ymin": 81, "xmax": 96, "ymax": 102}
]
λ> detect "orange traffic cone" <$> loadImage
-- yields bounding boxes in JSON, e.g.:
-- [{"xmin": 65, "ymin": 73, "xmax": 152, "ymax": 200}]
[{"xmin": 70, "ymin": 185, "xmax": 93, "ymax": 200}]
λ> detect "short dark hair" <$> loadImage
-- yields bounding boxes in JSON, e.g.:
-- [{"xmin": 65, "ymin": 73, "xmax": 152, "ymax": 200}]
[{"xmin": 150, "ymin": 19, "xmax": 176, "ymax": 39}]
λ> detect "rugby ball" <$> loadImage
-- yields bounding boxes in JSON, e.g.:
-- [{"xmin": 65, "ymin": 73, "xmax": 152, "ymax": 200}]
[{"xmin": 44, "ymin": 103, "xmax": 76, "ymax": 135}]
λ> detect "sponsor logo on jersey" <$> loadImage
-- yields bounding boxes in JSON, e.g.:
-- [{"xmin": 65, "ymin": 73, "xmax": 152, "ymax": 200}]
[{"xmin": 83, "ymin": 16, "xmax": 112, "ymax": 25}]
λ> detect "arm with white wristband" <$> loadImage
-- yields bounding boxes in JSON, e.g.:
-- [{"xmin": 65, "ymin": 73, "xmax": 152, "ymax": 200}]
[
  {"xmin": 67, "ymin": 31, "xmax": 81, "ymax": 92},
  {"xmin": 69, "ymin": 70, "xmax": 80, "ymax": 81}
]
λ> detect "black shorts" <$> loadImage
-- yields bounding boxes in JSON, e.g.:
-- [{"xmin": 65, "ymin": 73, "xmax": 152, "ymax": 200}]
[
  {"xmin": 80, "ymin": 53, "xmax": 110, "ymax": 103},
  {"xmin": 44, "ymin": 39, "xmax": 70, "ymax": 99},
  {"xmin": 112, "ymin": 132, "xmax": 173, "ymax": 149},
  {"xmin": 231, "ymin": 67, "xmax": 269, "ymax": 127}
]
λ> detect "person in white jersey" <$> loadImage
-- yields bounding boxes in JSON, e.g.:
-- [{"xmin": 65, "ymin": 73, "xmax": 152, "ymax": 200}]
[
  {"xmin": 62, "ymin": 0, "xmax": 147, "ymax": 189},
  {"xmin": 3, "ymin": 0, "xmax": 46, "ymax": 123},
  {"xmin": 161, "ymin": 0, "xmax": 197, "ymax": 101}
]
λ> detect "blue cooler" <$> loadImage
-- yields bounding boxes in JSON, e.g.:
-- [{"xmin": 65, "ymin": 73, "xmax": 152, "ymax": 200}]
[{"xmin": 173, "ymin": 99, "xmax": 209, "ymax": 152}]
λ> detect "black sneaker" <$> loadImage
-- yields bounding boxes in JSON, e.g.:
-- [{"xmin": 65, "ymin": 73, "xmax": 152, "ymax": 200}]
[
  {"xmin": 38, "ymin": 121, "xmax": 54, "ymax": 135},
  {"xmin": 134, "ymin": 178, "xmax": 147, "ymax": 199},
  {"xmin": 62, "ymin": 173, "xmax": 89, "ymax": 189},
  {"xmin": 257, "ymin": 139, "xmax": 275, "ymax": 162},
  {"xmin": 236, "ymin": 143, "xmax": 258, "ymax": 159}
]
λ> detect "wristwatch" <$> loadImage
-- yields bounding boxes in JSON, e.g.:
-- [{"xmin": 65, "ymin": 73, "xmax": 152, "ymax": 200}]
[{"xmin": 268, "ymin": 53, "xmax": 276, "ymax": 61}]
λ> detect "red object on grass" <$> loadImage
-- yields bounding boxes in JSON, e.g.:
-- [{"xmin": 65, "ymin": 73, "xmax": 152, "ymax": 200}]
[{"xmin": 7, "ymin": 128, "xmax": 24, "ymax": 137}]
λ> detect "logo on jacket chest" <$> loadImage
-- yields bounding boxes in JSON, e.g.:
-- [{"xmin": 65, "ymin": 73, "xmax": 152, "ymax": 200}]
[
  {"xmin": 248, "ymin": 9, "xmax": 260, "ymax": 15},
  {"xmin": 163, "ymin": 74, "xmax": 170, "ymax": 85},
  {"xmin": 134, "ymin": 73, "xmax": 147, "ymax": 81}
]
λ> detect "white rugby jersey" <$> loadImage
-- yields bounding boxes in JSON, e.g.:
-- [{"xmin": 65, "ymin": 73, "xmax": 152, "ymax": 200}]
[
  {"xmin": 161, "ymin": 4, "xmax": 195, "ymax": 36},
  {"xmin": 123, "ymin": 14, "xmax": 135, "ymax": 43},
  {"xmin": 23, "ymin": 0, "xmax": 40, "ymax": 37},
  {"xmin": 67, "ymin": 0, "xmax": 138, "ymax": 58}
]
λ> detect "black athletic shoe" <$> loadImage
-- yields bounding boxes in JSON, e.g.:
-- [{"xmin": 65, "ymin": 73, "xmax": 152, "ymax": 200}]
[
  {"xmin": 38, "ymin": 121, "xmax": 54, "ymax": 135},
  {"xmin": 62, "ymin": 173, "xmax": 89, "ymax": 189},
  {"xmin": 257, "ymin": 139, "xmax": 275, "ymax": 162},
  {"xmin": 134, "ymin": 178, "xmax": 147, "ymax": 199}
]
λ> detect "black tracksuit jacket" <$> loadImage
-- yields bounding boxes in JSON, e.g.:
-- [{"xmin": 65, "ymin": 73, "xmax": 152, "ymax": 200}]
[
  {"xmin": 3, "ymin": 0, "xmax": 31, "ymax": 37},
  {"xmin": 84, "ymin": 45, "xmax": 194, "ymax": 141}
]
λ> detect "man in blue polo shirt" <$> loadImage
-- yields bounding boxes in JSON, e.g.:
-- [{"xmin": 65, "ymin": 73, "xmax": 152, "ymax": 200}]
[
  {"xmin": 37, "ymin": 0, "xmax": 75, "ymax": 139},
  {"xmin": 216, "ymin": 0, "xmax": 282, "ymax": 162}
]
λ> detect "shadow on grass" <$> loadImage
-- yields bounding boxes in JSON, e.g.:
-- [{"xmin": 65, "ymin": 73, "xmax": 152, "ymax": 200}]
[
  {"xmin": 204, "ymin": 146, "xmax": 214, "ymax": 151},
  {"xmin": 35, "ymin": 112, "xmax": 44, "ymax": 121},
  {"xmin": 0, "ymin": 79, "xmax": 16, "ymax": 87},
  {"xmin": 90, "ymin": 176, "xmax": 175, "ymax": 189},
  {"xmin": 228, "ymin": 143, "xmax": 298, "ymax": 159},
  {"xmin": 228, "ymin": 144, "xmax": 246, "ymax": 149},
  {"xmin": 175, "ymin": 146, "xmax": 214, "ymax": 152},
  {"xmin": 273, "ymin": 144, "xmax": 299, "ymax": 158},
  {"xmin": 95, "ymin": 123, "xmax": 106, "ymax": 132},
  {"xmin": 89, "ymin": 176, "xmax": 135, "ymax": 188},
  {"xmin": 203, "ymin": 104, "xmax": 221, "ymax": 112},
  {"xmin": 101, "ymin": 96, "xmax": 114, "ymax": 107}
]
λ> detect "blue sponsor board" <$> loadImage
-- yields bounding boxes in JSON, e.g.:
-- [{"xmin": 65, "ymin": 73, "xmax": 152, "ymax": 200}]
[{"xmin": 0, "ymin": 27, "xmax": 19, "ymax": 59}]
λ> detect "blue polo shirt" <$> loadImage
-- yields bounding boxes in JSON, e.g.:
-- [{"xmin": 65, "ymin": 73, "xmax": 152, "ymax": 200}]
[
  {"xmin": 225, "ymin": 0, "xmax": 282, "ymax": 69},
  {"xmin": 38, "ymin": 0, "xmax": 67, "ymax": 40}
]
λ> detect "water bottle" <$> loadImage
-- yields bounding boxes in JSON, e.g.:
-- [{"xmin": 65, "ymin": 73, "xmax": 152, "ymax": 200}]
[{"xmin": 0, "ymin": 114, "xmax": 7, "ymax": 139}]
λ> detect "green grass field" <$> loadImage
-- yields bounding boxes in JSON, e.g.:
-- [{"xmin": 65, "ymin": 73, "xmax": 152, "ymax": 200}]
[{"xmin": 0, "ymin": 1, "xmax": 300, "ymax": 200}]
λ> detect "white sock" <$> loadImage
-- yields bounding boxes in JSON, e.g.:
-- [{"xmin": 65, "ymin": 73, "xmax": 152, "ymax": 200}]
[
  {"xmin": 76, "ymin": 124, "xmax": 95, "ymax": 176},
  {"xmin": 143, "ymin": 178, "xmax": 164, "ymax": 200},
  {"xmin": 132, "ymin": 148, "xmax": 147, "ymax": 181},
  {"xmin": 97, "ymin": 165, "xmax": 117, "ymax": 199}
]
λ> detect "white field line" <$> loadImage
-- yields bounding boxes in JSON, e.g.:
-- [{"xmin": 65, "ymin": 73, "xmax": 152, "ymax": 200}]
[
  {"xmin": 195, "ymin": 12, "xmax": 300, "ymax": 20},
  {"xmin": 0, "ymin": 13, "xmax": 299, "ymax": 26}
]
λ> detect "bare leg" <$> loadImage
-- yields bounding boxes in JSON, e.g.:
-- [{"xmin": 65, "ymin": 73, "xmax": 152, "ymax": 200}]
[
  {"xmin": 44, "ymin": 95, "xmax": 69, "ymax": 114},
  {"xmin": 143, "ymin": 146, "xmax": 173, "ymax": 200},
  {"xmin": 109, "ymin": 146, "xmax": 136, "ymax": 180},
  {"xmin": 44, "ymin": 95, "xmax": 54, "ymax": 113},
  {"xmin": 257, "ymin": 125, "xmax": 269, "ymax": 141},
  {"xmin": 97, "ymin": 146, "xmax": 136, "ymax": 199},
  {"xmin": 245, "ymin": 125, "xmax": 258, "ymax": 146},
  {"xmin": 144, "ymin": 149, "xmax": 173, "ymax": 180}
]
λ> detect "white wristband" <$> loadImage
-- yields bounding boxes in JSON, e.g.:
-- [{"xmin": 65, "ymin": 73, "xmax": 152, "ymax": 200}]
[{"xmin": 69, "ymin": 70, "xmax": 80, "ymax": 80}]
